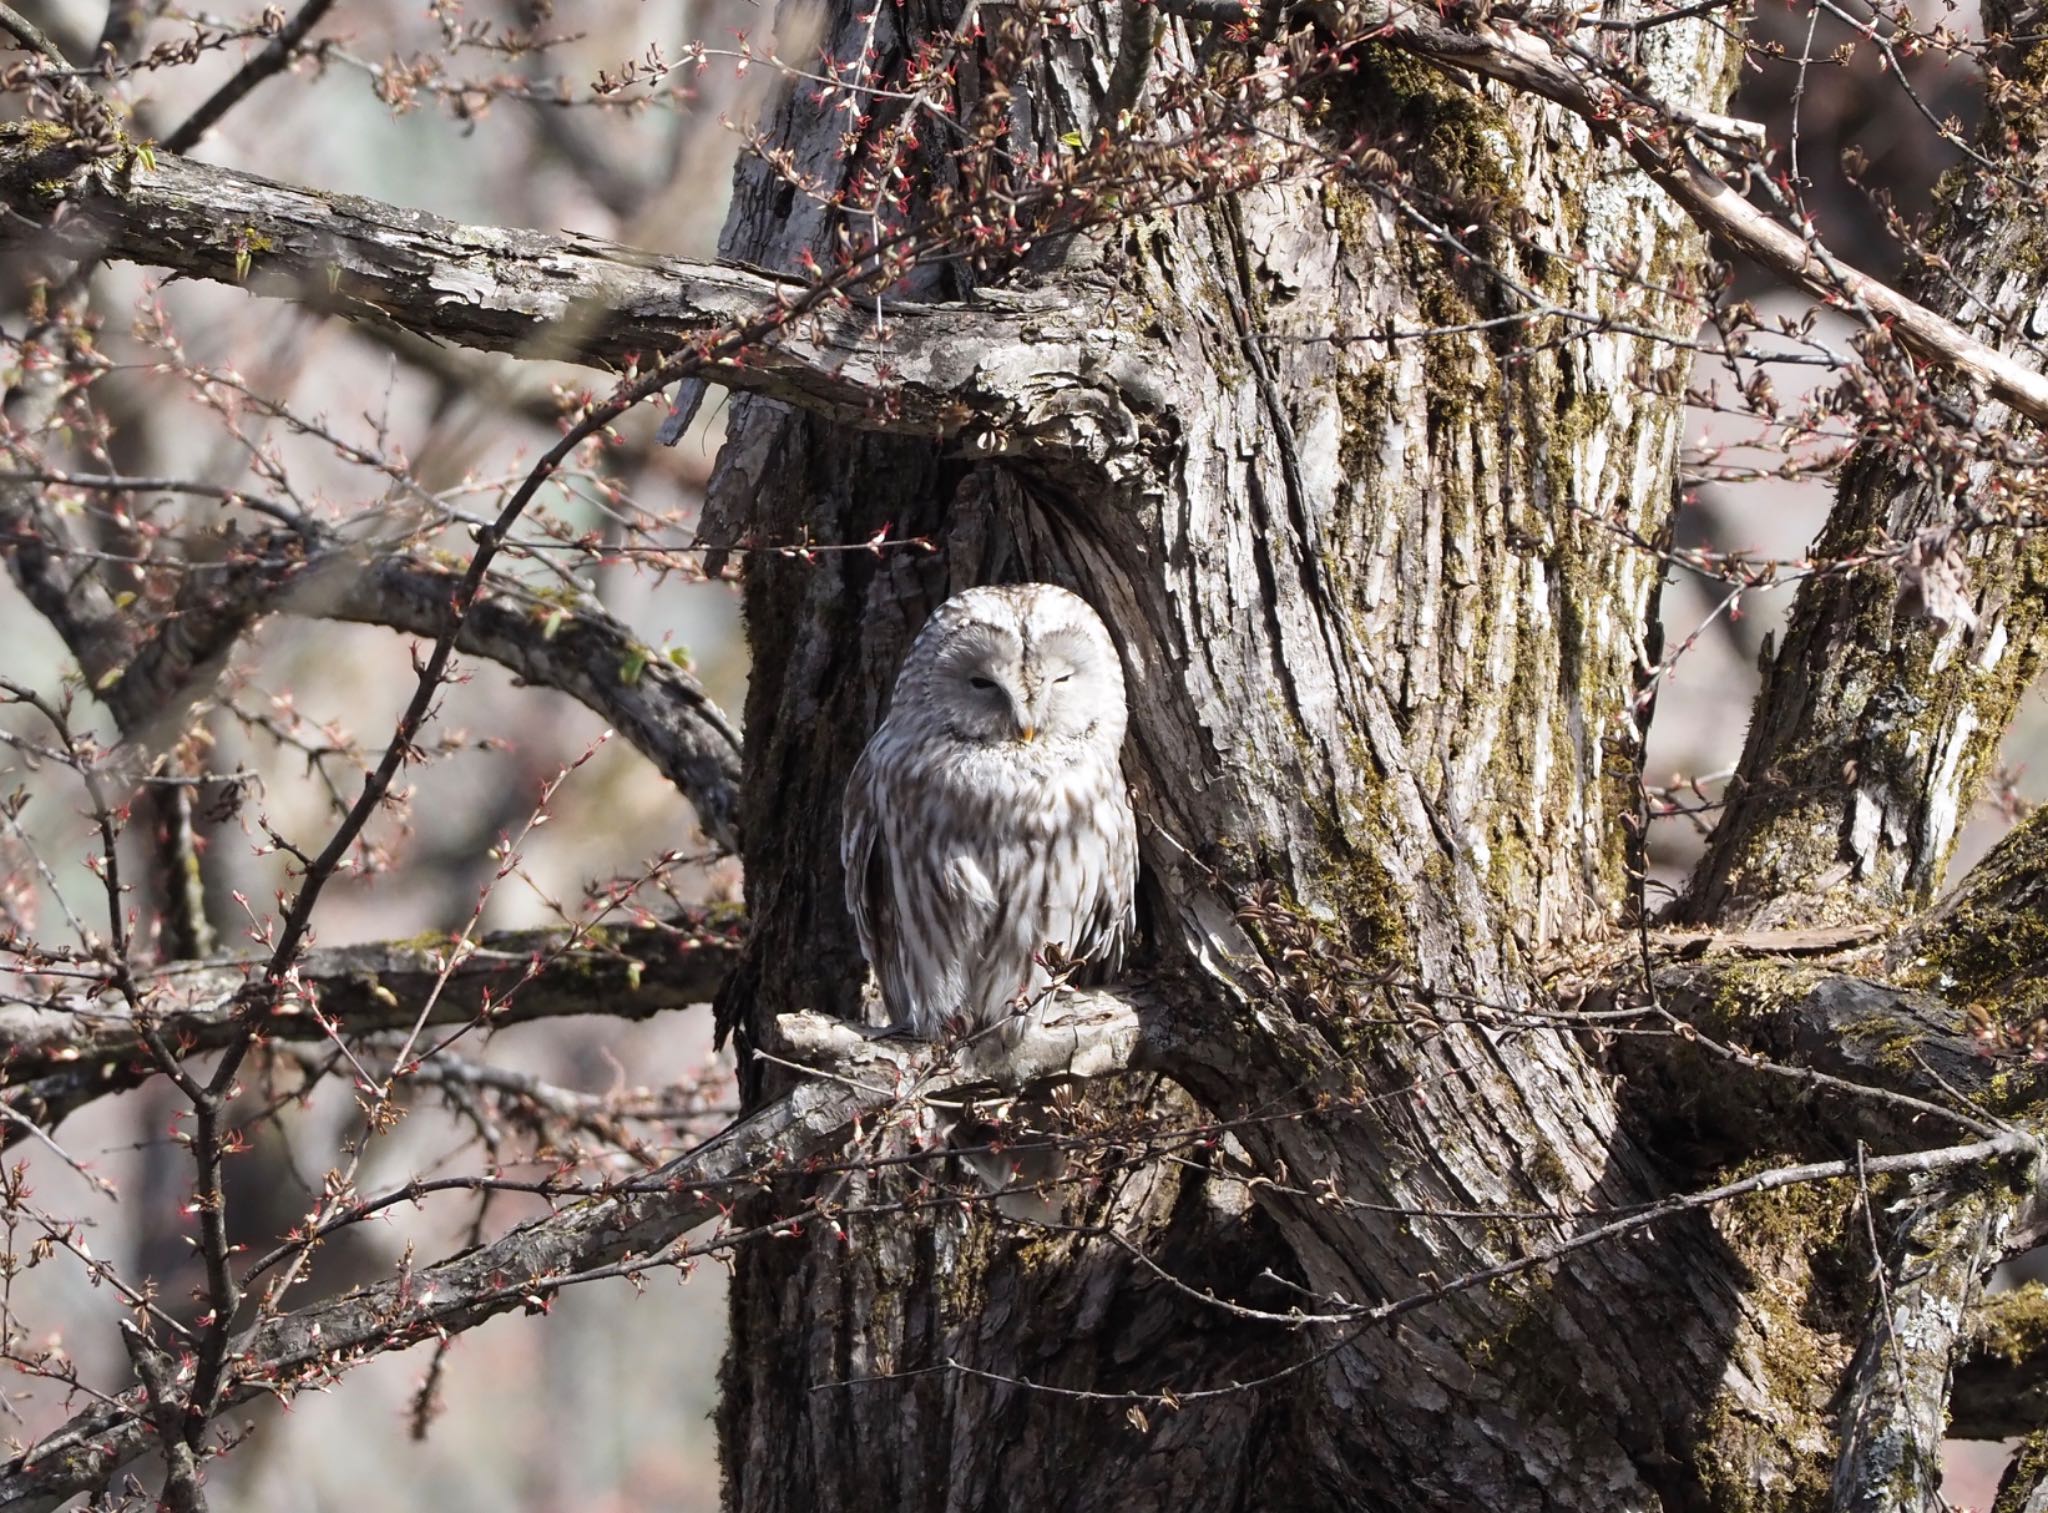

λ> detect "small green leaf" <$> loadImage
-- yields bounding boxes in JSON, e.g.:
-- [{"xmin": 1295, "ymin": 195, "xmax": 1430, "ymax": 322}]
[
  {"xmin": 233, "ymin": 246, "xmax": 251, "ymax": 283},
  {"xmin": 619, "ymin": 645, "xmax": 650, "ymax": 686},
  {"xmin": 94, "ymin": 666, "xmax": 124, "ymax": 691},
  {"xmin": 1060, "ymin": 129, "xmax": 1084, "ymax": 149},
  {"xmin": 540, "ymin": 606, "xmax": 568, "ymax": 641}
]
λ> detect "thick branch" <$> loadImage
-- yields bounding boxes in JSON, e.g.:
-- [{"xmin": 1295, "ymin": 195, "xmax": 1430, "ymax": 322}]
[
  {"xmin": 1832, "ymin": 1174, "xmax": 2028, "ymax": 1511},
  {"xmin": 0, "ymin": 993, "xmax": 1144, "ymax": 1513},
  {"xmin": 314, "ymin": 551, "xmax": 746, "ymax": 849},
  {"xmin": 1597, "ymin": 949, "xmax": 2006, "ymax": 1160},
  {"xmin": 1583, "ymin": 943, "xmax": 2045, "ymax": 1491},
  {"xmin": 1317, "ymin": 1, "xmax": 2048, "ymax": 427},
  {"xmin": 0, "ymin": 124, "xmax": 1122, "ymax": 446},
  {"xmin": 0, "ymin": 911, "xmax": 743, "ymax": 1134},
  {"xmin": 72, "ymin": 528, "xmax": 744, "ymax": 849}
]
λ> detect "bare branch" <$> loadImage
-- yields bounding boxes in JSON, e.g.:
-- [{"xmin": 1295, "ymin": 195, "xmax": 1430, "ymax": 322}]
[
  {"xmin": 0, "ymin": 124, "xmax": 1102, "ymax": 442},
  {"xmin": 0, "ymin": 912, "xmax": 742, "ymax": 1135},
  {"xmin": 99, "ymin": 526, "xmax": 746, "ymax": 848},
  {"xmin": 0, "ymin": 993, "xmax": 1143, "ymax": 1511},
  {"xmin": 161, "ymin": 0, "xmax": 338, "ymax": 154},
  {"xmin": 0, "ymin": 6, "xmax": 73, "ymax": 69},
  {"xmin": 116, "ymin": 1324, "xmax": 207, "ymax": 1513},
  {"xmin": 318, "ymin": 553, "xmax": 744, "ymax": 849}
]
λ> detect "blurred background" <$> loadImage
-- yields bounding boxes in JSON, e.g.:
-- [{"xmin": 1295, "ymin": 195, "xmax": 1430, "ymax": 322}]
[
  {"xmin": 1, "ymin": 3, "xmax": 761, "ymax": 1506},
  {"xmin": 0, "ymin": 0, "xmax": 2037, "ymax": 1505}
]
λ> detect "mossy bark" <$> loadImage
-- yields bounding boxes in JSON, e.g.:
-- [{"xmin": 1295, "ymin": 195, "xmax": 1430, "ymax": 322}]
[
  {"xmin": 1677, "ymin": 16, "xmax": 2048, "ymax": 932},
  {"xmin": 695, "ymin": 1, "xmax": 1873, "ymax": 1508}
]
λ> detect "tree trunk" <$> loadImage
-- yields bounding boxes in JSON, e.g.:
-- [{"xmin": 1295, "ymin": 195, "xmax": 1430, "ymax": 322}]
[{"xmin": 700, "ymin": 5, "xmax": 1900, "ymax": 1508}]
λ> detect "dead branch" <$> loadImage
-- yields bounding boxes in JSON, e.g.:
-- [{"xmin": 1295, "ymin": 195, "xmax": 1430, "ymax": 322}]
[{"xmin": 0, "ymin": 913, "xmax": 743, "ymax": 1136}]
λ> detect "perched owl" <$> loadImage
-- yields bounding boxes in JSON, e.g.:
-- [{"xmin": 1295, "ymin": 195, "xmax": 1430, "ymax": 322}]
[{"xmin": 842, "ymin": 583, "xmax": 1138, "ymax": 1045}]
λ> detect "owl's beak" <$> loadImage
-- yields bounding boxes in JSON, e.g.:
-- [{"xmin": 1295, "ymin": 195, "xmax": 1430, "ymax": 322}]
[{"xmin": 1018, "ymin": 724, "xmax": 1037, "ymax": 743}]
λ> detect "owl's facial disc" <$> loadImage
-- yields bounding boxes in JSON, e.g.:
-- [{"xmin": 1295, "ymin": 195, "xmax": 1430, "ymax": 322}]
[
  {"xmin": 929, "ymin": 609, "xmax": 1116, "ymax": 749},
  {"xmin": 1024, "ymin": 631, "xmax": 1104, "ymax": 742},
  {"xmin": 938, "ymin": 631, "xmax": 1034, "ymax": 744}
]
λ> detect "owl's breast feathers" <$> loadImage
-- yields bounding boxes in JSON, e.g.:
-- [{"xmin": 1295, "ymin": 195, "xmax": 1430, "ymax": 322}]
[{"xmin": 843, "ymin": 725, "xmax": 1135, "ymax": 1040}]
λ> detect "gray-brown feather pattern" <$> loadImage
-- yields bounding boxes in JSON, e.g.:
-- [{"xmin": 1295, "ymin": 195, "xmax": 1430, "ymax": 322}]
[{"xmin": 842, "ymin": 584, "xmax": 1136, "ymax": 1042}]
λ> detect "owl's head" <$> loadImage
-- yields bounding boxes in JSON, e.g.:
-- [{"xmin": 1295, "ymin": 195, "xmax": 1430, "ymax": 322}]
[{"xmin": 900, "ymin": 583, "xmax": 1127, "ymax": 751}]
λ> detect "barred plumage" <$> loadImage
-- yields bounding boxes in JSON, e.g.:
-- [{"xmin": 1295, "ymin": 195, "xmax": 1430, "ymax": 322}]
[{"xmin": 842, "ymin": 584, "xmax": 1137, "ymax": 1043}]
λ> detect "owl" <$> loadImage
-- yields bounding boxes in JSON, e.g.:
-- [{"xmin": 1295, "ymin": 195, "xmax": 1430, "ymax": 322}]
[{"xmin": 842, "ymin": 583, "xmax": 1138, "ymax": 1045}]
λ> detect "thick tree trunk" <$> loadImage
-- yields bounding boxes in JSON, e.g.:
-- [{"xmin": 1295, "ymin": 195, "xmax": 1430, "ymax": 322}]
[{"xmin": 699, "ymin": 5, "xmax": 1881, "ymax": 1509}]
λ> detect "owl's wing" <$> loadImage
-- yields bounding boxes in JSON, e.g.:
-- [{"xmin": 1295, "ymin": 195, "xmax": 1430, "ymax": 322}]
[
  {"xmin": 1067, "ymin": 780, "xmax": 1139, "ymax": 976},
  {"xmin": 841, "ymin": 746, "xmax": 889, "ymax": 975}
]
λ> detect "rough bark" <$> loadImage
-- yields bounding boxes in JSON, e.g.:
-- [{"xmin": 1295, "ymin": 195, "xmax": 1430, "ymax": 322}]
[{"xmin": 699, "ymin": 0, "xmax": 1877, "ymax": 1507}]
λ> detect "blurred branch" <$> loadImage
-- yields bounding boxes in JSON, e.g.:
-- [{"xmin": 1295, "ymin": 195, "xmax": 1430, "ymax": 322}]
[
  {"xmin": 0, "ymin": 912, "xmax": 744, "ymax": 1136},
  {"xmin": 0, "ymin": 992, "xmax": 1146, "ymax": 1511},
  {"xmin": 0, "ymin": 125, "xmax": 1086, "ymax": 441},
  {"xmin": 0, "ymin": 5, "xmax": 75, "ymax": 72},
  {"xmin": 162, "ymin": 0, "xmax": 337, "ymax": 153},
  {"xmin": 320, "ymin": 552, "xmax": 744, "ymax": 846},
  {"xmin": 94, "ymin": 0, "xmax": 172, "ymax": 69}
]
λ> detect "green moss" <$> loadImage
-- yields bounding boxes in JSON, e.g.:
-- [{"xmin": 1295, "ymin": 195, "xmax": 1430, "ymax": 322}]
[
  {"xmin": 1, "ymin": 120, "xmax": 73, "ymax": 152},
  {"xmin": 1331, "ymin": 46, "xmax": 1516, "ymax": 205},
  {"xmin": 389, "ymin": 929, "xmax": 462, "ymax": 954},
  {"xmin": 1905, "ymin": 810, "xmax": 2048, "ymax": 1027},
  {"xmin": 1692, "ymin": 1173, "xmax": 1862, "ymax": 1511},
  {"xmin": 1688, "ymin": 959, "xmax": 1830, "ymax": 1037},
  {"xmin": 1523, "ymin": 1142, "xmax": 1571, "ymax": 1196},
  {"xmin": 1335, "ymin": 369, "xmax": 1390, "ymax": 492},
  {"xmin": 1998, "ymin": 1431, "xmax": 2048, "ymax": 1513},
  {"xmin": 1971, "ymin": 1281, "xmax": 2048, "ymax": 1365}
]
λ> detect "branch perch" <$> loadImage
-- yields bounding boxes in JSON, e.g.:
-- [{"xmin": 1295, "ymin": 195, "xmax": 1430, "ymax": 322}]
[{"xmin": 0, "ymin": 991, "xmax": 1147, "ymax": 1512}]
